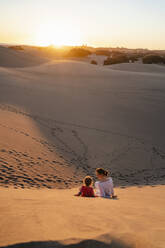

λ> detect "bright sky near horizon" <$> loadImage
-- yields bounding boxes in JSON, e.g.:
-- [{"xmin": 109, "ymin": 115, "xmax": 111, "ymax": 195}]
[{"xmin": 0, "ymin": 0, "xmax": 165, "ymax": 49}]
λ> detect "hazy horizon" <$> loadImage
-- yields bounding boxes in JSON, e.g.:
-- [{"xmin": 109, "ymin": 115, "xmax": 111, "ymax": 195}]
[{"xmin": 0, "ymin": 0, "xmax": 165, "ymax": 50}]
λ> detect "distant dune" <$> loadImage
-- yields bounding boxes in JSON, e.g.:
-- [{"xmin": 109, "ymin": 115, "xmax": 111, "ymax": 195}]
[
  {"xmin": 0, "ymin": 46, "xmax": 49, "ymax": 68},
  {"xmin": 108, "ymin": 62, "xmax": 165, "ymax": 74}
]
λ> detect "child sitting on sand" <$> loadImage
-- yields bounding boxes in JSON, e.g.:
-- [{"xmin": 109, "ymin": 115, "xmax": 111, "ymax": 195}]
[
  {"xmin": 95, "ymin": 168, "xmax": 117, "ymax": 198},
  {"xmin": 75, "ymin": 176, "xmax": 95, "ymax": 197}
]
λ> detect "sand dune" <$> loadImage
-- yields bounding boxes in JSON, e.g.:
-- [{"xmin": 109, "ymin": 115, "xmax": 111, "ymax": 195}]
[
  {"xmin": 0, "ymin": 46, "xmax": 49, "ymax": 68},
  {"xmin": 108, "ymin": 63, "xmax": 165, "ymax": 74},
  {"xmin": 0, "ymin": 60, "xmax": 165, "ymax": 188},
  {"xmin": 0, "ymin": 186, "xmax": 165, "ymax": 248},
  {"xmin": 0, "ymin": 50, "xmax": 165, "ymax": 247}
]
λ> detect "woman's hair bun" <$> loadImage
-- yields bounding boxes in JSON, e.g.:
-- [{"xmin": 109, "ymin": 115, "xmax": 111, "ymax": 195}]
[{"xmin": 96, "ymin": 168, "xmax": 109, "ymax": 176}]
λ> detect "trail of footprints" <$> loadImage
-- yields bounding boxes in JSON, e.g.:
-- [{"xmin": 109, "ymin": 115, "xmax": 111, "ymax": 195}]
[
  {"xmin": 0, "ymin": 119, "xmax": 91, "ymax": 176},
  {"xmin": 0, "ymin": 148, "xmax": 81, "ymax": 189},
  {"xmin": 0, "ymin": 103, "xmax": 165, "ymax": 188},
  {"xmin": 0, "ymin": 106, "xmax": 92, "ymax": 188},
  {"xmin": 0, "ymin": 144, "xmax": 164, "ymax": 189},
  {"xmin": 0, "ymin": 104, "xmax": 90, "ymax": 170}
]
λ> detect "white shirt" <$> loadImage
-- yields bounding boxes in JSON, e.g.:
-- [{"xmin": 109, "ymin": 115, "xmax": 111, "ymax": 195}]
[{"xmin": 95, "ymin": 177, "xmax": 114, "ymax": 198}]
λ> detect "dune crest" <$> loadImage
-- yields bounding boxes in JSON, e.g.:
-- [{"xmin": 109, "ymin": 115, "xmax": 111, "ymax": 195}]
[{"xmin": 0, "ymin": 46, "xmax": 49, "ymax": 68}]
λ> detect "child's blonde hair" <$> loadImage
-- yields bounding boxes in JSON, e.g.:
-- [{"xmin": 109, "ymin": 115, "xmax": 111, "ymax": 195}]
[{"xmin": 83, "ymin": 176, "xmax": 93, "ymax": 186}]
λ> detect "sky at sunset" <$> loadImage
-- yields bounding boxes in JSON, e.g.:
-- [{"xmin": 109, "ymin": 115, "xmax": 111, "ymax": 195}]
[{"xmin": 0, "ymin": 0, "xmax": 165, "ymax": 49}]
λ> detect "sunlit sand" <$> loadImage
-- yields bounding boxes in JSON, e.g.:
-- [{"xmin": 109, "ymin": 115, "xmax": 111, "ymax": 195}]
[{"xmin": 0, "ymin": 46, "xmax": 165, "ymax": 248}]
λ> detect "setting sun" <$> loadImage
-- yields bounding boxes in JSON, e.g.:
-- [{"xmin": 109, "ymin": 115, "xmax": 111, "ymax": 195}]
[{"xmin": 34, "ymin": 23, "xmax": 83, "ymax": 47}]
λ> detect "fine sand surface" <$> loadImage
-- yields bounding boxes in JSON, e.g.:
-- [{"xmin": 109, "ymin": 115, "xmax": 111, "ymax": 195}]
[
  {"xmin": 0, "ymin": 48, "xmax": 165, "ymax": 247},
  {"xmin": 0, "ymin": 46, "xmax": 49, "ymax": 68},
  {"xmin": 0, "ymin": 186, "xmax": 165, "ymax": 248},
  {"xmin": 0, "ymin": 58, "xmax": 165, "ymax": 188},
  {"xmin": 108, "ymin": 63, "xmax": 165, "ymax": 75}
]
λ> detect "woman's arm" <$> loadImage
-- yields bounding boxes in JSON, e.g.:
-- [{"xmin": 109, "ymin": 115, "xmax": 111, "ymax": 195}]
[
  {"xmin": 109, "ymin": 178, "xmax": 117, "ymax": 198},
  {"xmin": 95, "ymin": 182, "xmax": 105, "ymax": 197}
]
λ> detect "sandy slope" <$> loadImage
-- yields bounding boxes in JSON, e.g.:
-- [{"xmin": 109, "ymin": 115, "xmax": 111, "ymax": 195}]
[
  {"xmin": 0, "ymin": 50, "xmax": 165, "ymax": 247},
  {"xmin": 0, "ymin": 59, "xmax": 165, "ymax": 188},
  {"xmin": 0, "ymin": 46, "xmax": 49, "ymax": 68},
  {"xmin": 0, "ymin": 186, "xmax": 165, "ymax": 248},
  {"xmin": 107, "ymin": 63, "xmax": 165, "ymax": 74}
]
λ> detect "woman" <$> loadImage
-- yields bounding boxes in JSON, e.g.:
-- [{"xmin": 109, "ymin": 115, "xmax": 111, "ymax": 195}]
[{"xmin": 95, "ymin": 168, "xmax": 117, "ymax": 198}]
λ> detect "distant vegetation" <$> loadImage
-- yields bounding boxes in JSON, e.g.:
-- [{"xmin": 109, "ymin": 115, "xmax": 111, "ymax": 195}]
[
  {"xmin": 104, "ymin": 54, "xmax": 129, "ymax": 65},
  {"xmin": 128, "ymin": 55, "xmax": 139, "ymax": 63},
  {"xmin": 9, "ymin": 45, "xmax": 24, "ymax": 51},
  {"xmin": 4, "ymin": 44, "xmax": 165, "ymax": 66},
  {"xmin": 142, "ymin": 54, "xmax": 165, "ymax": 64},
  {"xmin": 66, "ymin": 48, "xmax": 91, "ymax": 57},
  {"xmin": 104, "ymin": 53, "xmax": 165, "ymax": 66},
  {"xmin": 95, "ymin": 50, "xmax": 111, "ymax": 56},
  {"xmin": 91, "ymin": 60, "xmax": 98, "ymax": 65}
]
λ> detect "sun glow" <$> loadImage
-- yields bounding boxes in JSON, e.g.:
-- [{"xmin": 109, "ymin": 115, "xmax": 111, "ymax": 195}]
[{"xmin": 34, "ymin": 23, "xmax": 83, "ymax": 47}]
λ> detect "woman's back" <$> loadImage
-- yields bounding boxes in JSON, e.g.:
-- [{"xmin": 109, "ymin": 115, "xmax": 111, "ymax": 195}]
[{"xmin": 95, "ymin": 177, "xmax": 114, "ymax": 197}]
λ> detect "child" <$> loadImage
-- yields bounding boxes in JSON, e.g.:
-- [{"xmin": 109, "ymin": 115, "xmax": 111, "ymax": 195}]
[
  {"xmin": 75, "ymin": 176, "xmax": 95, "ymax": 197},
  {"xmin": 95, "ymin": 168, "xmax": 117, "ymax": 198}
]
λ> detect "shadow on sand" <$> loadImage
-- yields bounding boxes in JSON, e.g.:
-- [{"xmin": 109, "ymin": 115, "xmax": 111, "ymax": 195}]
[{"xmin": 0, "ymin": 238, "xmax": 135, "ymax": 248}]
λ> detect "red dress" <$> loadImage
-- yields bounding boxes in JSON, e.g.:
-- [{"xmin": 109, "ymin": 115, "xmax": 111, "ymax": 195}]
[{"xmin": 80, "ymin": 186, "xmax": 95, "ymax": 197}]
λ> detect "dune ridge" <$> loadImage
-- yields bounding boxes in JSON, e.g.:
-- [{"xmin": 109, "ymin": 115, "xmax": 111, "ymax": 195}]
[{"xmin": 0, "ymin": 46, "xmax": 49, "ymax": 68}]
